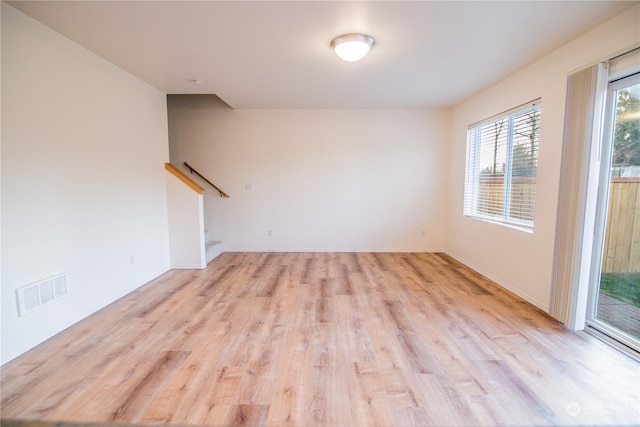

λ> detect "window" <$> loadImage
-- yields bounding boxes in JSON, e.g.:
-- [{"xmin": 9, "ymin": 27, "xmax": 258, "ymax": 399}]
[{"xmin": 464, "ymin": 100, "xmax": 541, "ymax": 231}]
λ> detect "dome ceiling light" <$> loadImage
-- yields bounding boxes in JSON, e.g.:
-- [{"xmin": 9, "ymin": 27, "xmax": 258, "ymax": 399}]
[{"xmin": 330, "ymin": 33, "xmax": 375, "ymax": 62}]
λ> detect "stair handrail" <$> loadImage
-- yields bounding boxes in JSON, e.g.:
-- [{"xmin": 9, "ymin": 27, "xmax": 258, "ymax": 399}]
[
  {"xmin": 183, "ymin": 162, "xmax": 230, "ymax": 198},
  {"xmin": 165, "ymin": 163, "xmax": 205, "ymax": 194}
]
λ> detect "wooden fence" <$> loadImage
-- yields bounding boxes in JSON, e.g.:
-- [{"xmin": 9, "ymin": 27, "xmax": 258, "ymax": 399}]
[
  {"xmin": 477, "ymin": 176, "xmax": 639, "ymax": 274},
  {"xmin": 602, "ymin": 177, "xmax": 640, "ymax": 274},
  {"xmin": 477, "ymin": 177, "xmax": 536, "ymax": 222}
]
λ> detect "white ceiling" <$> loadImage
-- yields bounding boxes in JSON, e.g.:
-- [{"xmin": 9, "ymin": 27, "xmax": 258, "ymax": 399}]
[{"xmin": 7, "ymin": 1, "xmax": 636, "ymax": 109}]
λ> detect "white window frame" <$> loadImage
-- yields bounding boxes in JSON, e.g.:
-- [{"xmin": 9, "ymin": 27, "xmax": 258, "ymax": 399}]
[{"xmin": 464, "ymin": 100, "xmax": 541, "ymax": 232}]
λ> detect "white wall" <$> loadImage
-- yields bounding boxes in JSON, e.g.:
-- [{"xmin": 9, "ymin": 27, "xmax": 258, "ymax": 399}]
[
  {"xmin": 445, "ymin": 4, "xmax": 640, "ymax": 311},
  {"xmin": 165, "ymin": 170, "xmax": 206, "ymax": 269},
  {"xmin": 1, "ymin": 4, "xmax": 171, "ymax": 363},
  {"xmin": 168, "ymin": 101, "xmax": 449, "ymax": 252}
]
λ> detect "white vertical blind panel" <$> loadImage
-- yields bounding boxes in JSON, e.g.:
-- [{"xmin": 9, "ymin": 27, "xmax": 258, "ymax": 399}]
[{"xmin": 550, "ymin": 64, "xmax": 603, "ymax": 327}]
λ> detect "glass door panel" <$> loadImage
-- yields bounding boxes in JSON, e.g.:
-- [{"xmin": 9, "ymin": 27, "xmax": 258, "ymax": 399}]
[{"xmin": 589, "ymin": 73, "xmax": 640, "ymax": 351}]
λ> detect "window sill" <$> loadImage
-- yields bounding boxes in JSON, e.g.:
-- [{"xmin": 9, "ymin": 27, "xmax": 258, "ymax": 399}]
[{"xmin": 464, "ymin": 213, "xmax": 534, "ymax": 233}]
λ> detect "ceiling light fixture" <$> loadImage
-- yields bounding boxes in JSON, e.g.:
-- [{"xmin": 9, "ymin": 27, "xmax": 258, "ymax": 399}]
[{"xmin": 330, "ymin": 33, "xmax": 375, "ymax": 62}]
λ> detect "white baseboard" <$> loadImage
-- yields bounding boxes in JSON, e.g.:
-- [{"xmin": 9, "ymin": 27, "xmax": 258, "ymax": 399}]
[{"xmin": 444, "ymin": 251, "xmax": 550, "ymax": 313}]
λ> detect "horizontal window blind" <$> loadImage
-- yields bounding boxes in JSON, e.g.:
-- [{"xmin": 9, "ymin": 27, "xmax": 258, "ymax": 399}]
[{"xmin": 464, "ymin": 101, "xmax": 541, "ymax": 230}]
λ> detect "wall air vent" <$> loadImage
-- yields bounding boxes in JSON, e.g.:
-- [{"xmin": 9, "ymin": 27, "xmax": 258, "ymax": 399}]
[{"xmin": 16, "ymin": 273, "xmax": 68, "ymax": 316}]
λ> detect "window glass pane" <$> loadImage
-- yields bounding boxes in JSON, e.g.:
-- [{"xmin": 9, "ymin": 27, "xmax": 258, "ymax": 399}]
[
  {"xmin": 479, "ymin": 119, "xmax": 508, "ymax": 176},
  {"xmin": 464, "ymin": 101, "xmax": 541, "ymax": 230},
  {"xmin": 612, "ymin": 84, "xmax": 640, "ymax": 177},
  {"xmin": 592, "ymin": 77, "xmax": 640, "ymax": 348}
]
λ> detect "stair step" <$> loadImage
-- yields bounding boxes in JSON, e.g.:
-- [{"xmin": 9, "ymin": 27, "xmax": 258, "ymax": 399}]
[{"xmin": 205, "ymin": 240, "xmax": 224, "ymax": 263}]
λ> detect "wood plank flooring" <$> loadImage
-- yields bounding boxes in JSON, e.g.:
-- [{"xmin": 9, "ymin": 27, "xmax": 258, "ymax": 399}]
[{"xmin": 2, "ymin": 252, "xmax": 639, "ymax": 426}]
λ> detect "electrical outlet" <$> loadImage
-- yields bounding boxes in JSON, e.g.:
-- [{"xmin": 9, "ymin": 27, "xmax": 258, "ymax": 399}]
[{"xmin": 267, "ymin": 229, "xmax": 273, "ymax": 237}]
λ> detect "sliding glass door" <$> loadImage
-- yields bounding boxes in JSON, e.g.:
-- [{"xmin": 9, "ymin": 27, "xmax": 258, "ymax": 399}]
[{"xmin": 588, "ymin": 72, "xmax": 640, "ymax": 351}]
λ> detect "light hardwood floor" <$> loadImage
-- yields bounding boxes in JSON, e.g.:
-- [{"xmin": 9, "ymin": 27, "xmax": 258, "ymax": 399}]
[{"xmin": 1, "ymin": 252, "xmax": 639, "ymax": 426}]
